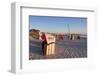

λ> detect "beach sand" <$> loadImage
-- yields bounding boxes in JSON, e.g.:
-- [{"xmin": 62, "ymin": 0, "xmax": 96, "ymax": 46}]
[{"xmin": 29, "ymin": 36, "xmax": 87, "ymax": 60}]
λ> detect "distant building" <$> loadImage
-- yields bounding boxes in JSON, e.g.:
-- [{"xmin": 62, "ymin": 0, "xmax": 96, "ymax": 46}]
[
  {"xmin": 68, "ymin": 34, "xmax": 80, "ymax": 40},
  {"xmin": 29, "ymin": 29, "xmax": 40, "ymax": 39}
]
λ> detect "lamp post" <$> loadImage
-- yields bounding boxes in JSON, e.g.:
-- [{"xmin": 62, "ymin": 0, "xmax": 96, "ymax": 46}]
[
  {"xmin": 67, "ymin": 24, "xmax": 70, "ymax": 35},
  {"xmin": 67, "ymin": 24, "xmax": 71, "ymax": 39}
]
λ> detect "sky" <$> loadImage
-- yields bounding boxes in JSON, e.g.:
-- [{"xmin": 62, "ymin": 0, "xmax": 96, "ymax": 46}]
[{"xmin": 29, "ymin": 15, "xmax": 87, "ymax": 34}]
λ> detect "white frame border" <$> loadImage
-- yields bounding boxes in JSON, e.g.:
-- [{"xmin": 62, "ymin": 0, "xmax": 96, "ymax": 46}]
[{"xmin": 11, "ymin": 2, "xmax": 96, "ymax": 74}]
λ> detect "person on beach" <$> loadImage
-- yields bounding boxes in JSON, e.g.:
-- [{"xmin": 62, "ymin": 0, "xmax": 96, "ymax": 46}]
[{"xmin": 41, "ymin": 32, "xmax": 47, "ymax": 56}]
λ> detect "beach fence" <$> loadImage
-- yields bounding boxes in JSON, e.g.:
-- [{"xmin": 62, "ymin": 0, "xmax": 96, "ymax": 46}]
[{"xmin": 45, "ymin": 34, "xmax": 56, "ymax": 55}]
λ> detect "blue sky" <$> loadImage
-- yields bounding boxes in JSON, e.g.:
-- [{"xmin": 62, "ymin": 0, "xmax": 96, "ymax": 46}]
[{"xmin": 29, "ymin": 15, "xmax": 87, "ymax": 34}]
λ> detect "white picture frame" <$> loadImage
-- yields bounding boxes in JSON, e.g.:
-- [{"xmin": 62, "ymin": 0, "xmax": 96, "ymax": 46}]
[{"xmin": 11, "ymin": 2, "xmax": 96, "ymax": 74}]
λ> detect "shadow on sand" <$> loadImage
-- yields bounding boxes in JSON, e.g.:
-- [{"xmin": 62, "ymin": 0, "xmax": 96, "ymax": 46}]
[{"xmin": 29, "ymin": 40, "xmax": 43, "ymax": 55}]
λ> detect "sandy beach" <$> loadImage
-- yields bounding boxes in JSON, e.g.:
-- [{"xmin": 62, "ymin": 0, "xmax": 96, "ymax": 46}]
[{"xmin": 29, "ymin": 35, "xmax": 87, "ymax": 60}]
